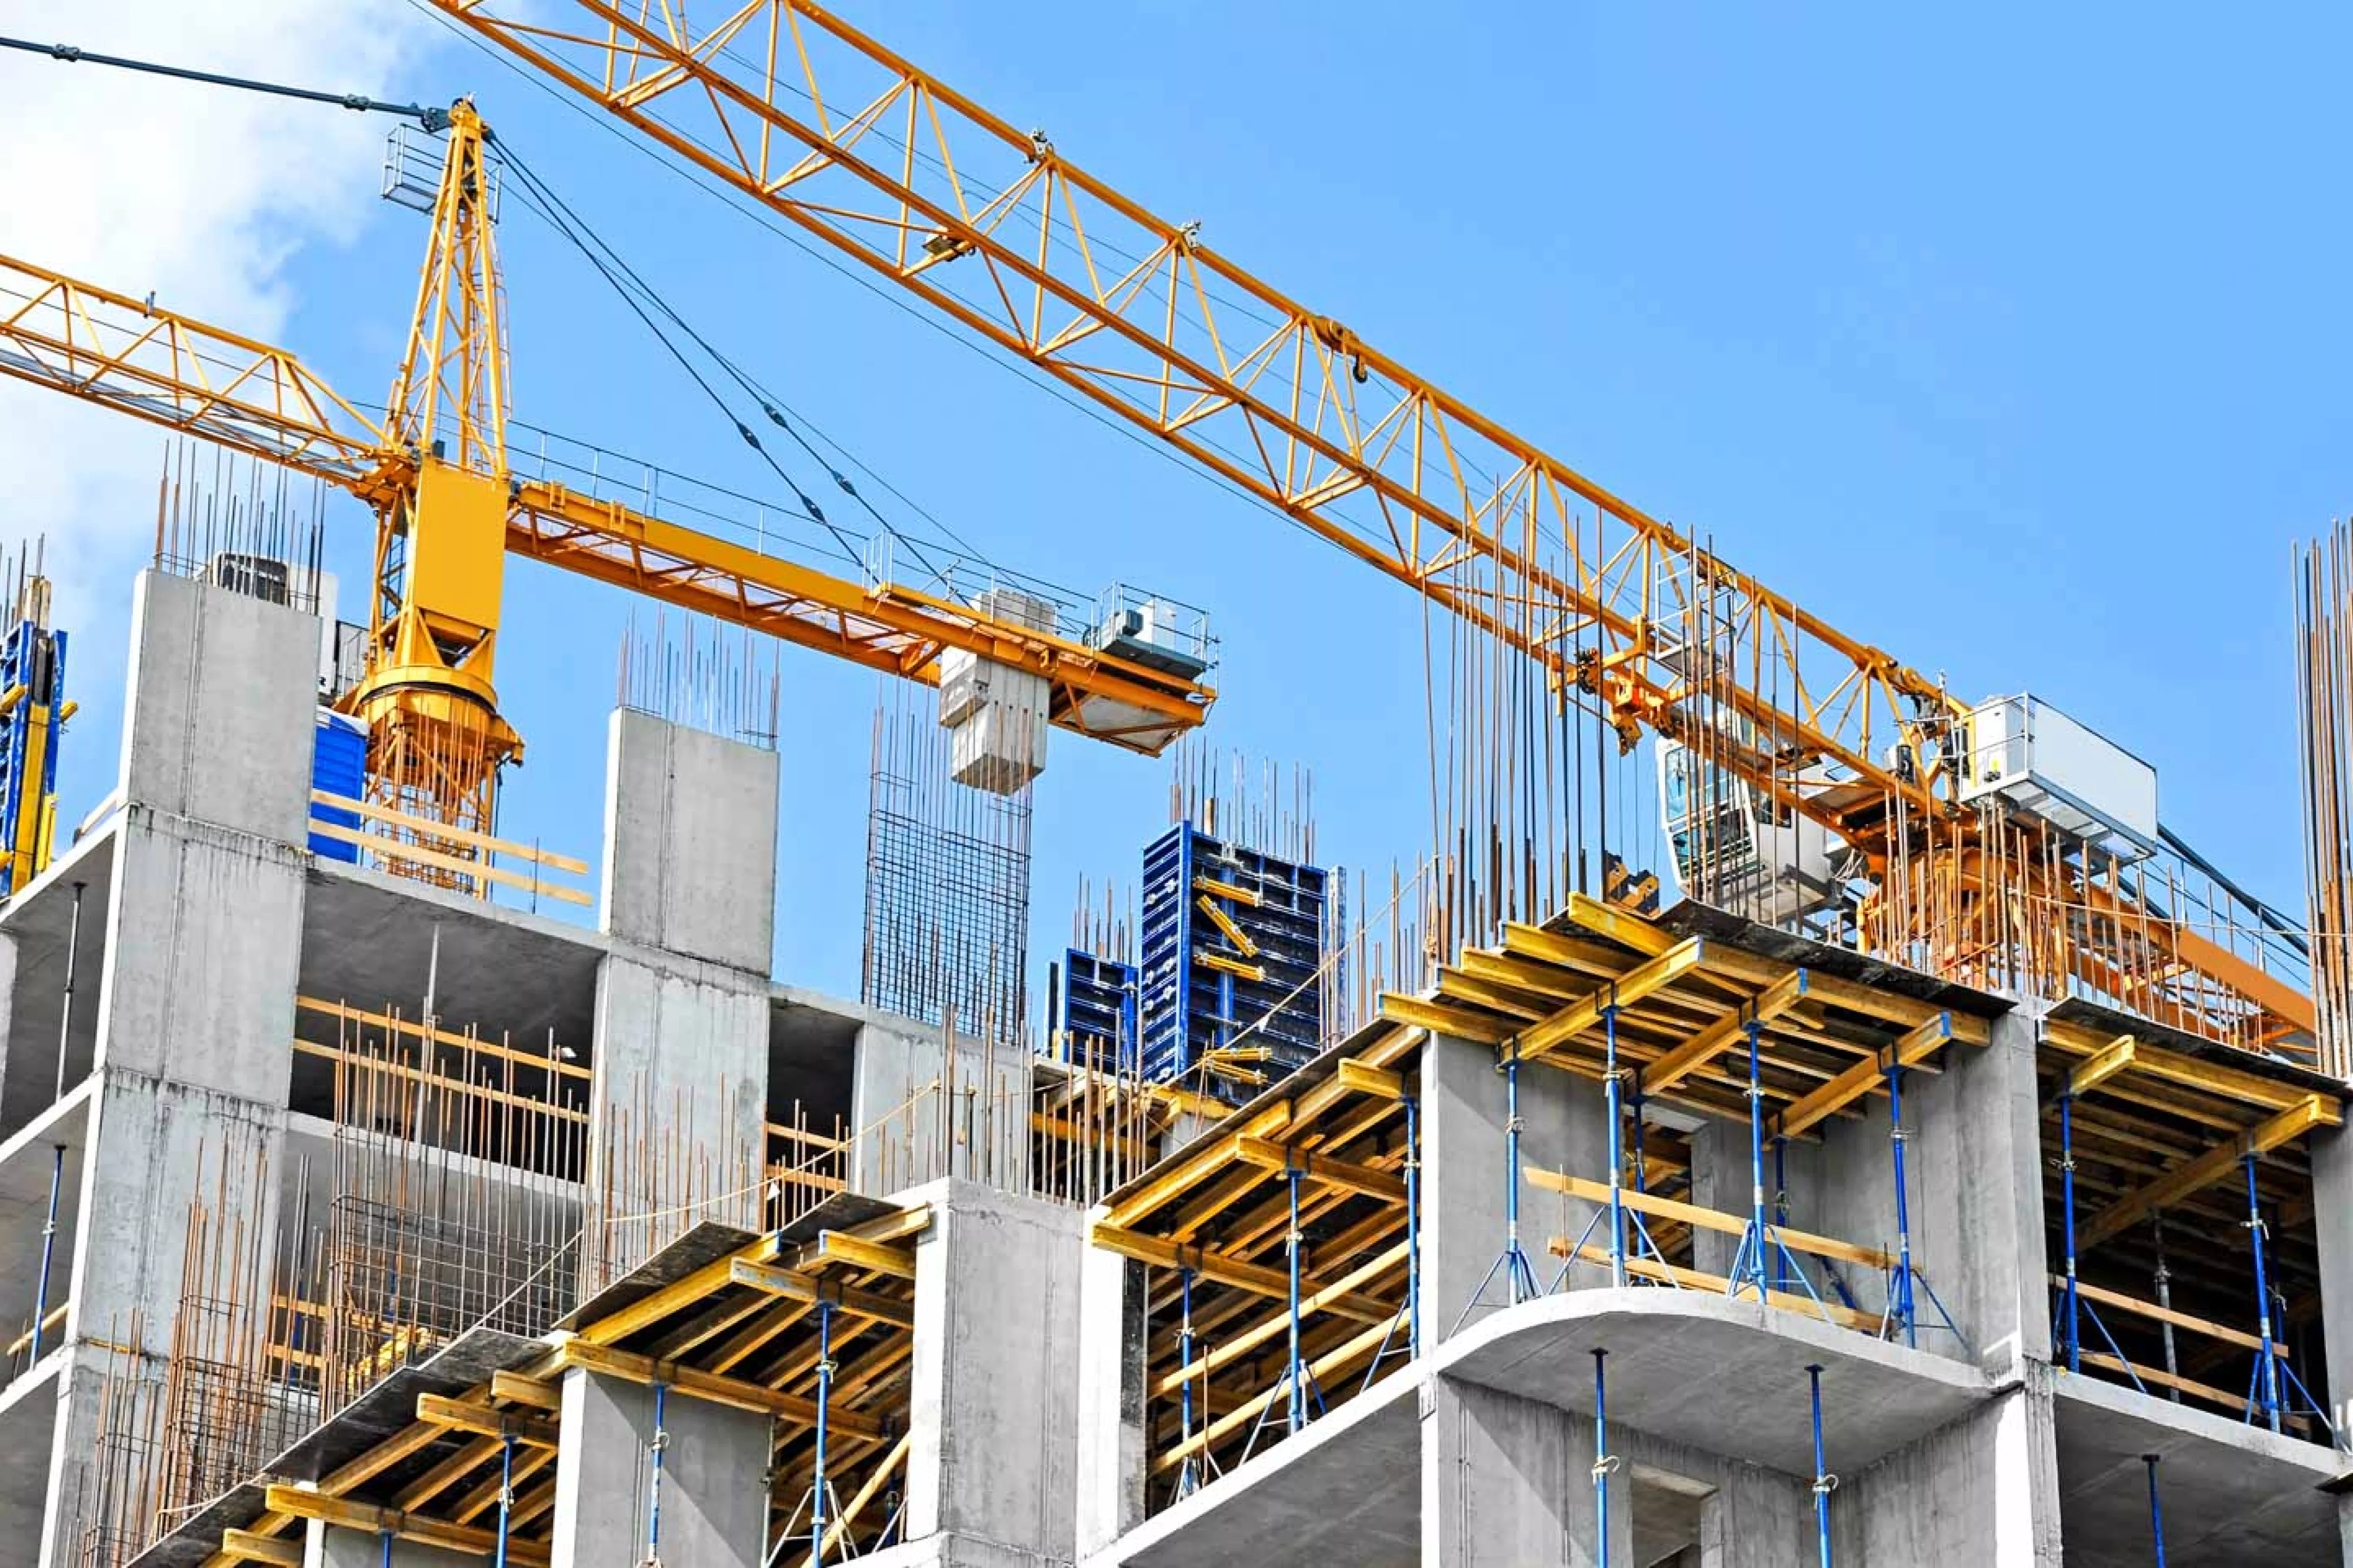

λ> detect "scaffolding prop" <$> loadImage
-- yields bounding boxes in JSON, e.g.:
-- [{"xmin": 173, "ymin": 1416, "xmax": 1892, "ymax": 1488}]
[
  {"xmin": 1551, "ymin": 997, "xmax": 1679, "ymax": 1297},
  {"xmin": 1360, "ymin": 1092, "xmax": 1422, "ymax": 1392},
  {"xmin": 1725, "ymin": 1016, "xmax": 1829, "ymax": 1320},
  {"xmin": 1808, "ymin": 1365, "xmax": 1836, "ymax": 1568},
  {"xmin": 1592, "ymin": 1348, "xmax": 1618, "ymax": 1568},
  {"xmin": 1454, "ymin": 1042, "xmax": 1541, "ymax": 1330},
  {"xmin": 2144, "ymin": 1453, "xmax": 2168, "ymax": 1567},
  {"xmin": 2239, "ymin": 1152, "xmax": 2334, "ymax": 1439},
  {"xmin": 2056, "ymin": 1091, "xmax": 2147, "ymax": 1392},
  {"xmin": 1239, "ymin": 1168, "xmax": 1327, "ymax": 1463}
]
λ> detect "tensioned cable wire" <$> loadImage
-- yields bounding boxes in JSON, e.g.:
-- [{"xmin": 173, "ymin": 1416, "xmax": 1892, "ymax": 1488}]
[{"xmin": 494, "ymin": 134, "xmax": 972, "ymax": 585}]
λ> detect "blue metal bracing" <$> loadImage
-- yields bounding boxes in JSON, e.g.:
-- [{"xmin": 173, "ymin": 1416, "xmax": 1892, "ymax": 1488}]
[
  {"xmin": 0, "ymin": 612, "xmax": 65, "ymax": 898},
  {"xmin": 1138, "ymin": 823, "xmax": 1329, "ymax": 1103},
  {"xmin": 1058, "ymin": 947, "xmax": 1139, "ymax": 1073}
]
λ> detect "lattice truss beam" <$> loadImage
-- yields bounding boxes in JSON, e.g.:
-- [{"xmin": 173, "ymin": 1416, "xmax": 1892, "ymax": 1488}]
[
  {"xmin": 425, "ymin": 0, "xmax": 1951, "ymax": 821},
  {"xmin": 0, "ymin": 250, "xmax": 1209, "ymax": 751},
  {"xmin": 186, "ymin": 1204, "xmax": 929, "ymax": 1568}
]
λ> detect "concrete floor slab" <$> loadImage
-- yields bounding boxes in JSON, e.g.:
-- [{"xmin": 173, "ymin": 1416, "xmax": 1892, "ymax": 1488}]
[
  {"xmin": 1435, "ymin": 1287, "xmax": 1994, "ymax": 1477},
  {"xmin": 1088, "ymin": 1368, "xmax": 1422, "ymax": 1568},
  {"xmin": 2053, "ymin": 1371, "xmax": 2342, "ymax": 1567}
]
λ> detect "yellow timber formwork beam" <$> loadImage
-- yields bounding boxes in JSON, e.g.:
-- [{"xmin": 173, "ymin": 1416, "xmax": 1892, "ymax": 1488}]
[
  {"xmin": 216, "ymin": 1532, "xmax": 304, "ymax": 1567},
  {"xmin": 1229, "ymin": 1137, "xmax": 1408, "ymax": 1203},
  {"xmin": 1087, "ymin": 1222, "xmax": 1394, "ymax": 1323},
  {"xmin": 1774, "ymin": 1013, "xmax": 1961, "ymax": 1141},
  {"xmin": 2078, "ymin": 1093, "xmax": 2338, "ymax": 1251},
  {"xmin": 2044, "ymin": 1019, "xmax": 2331, "ymax": 1115},
  {"xmin": 1527, "ymin": 1168, "xmax": 1895, "ymax": 1273},
  {"xmin": 261, "ymin": 1488, "xmax": 550, "ymax": 1566},
  {"xmin": 553, "ymin": 1336, "xmax": 891, "ymax": 1437},
  {"xmin": 1638, "ymin": 969, "xmax": 1812, "ymax": 1095},
  {"xmin": 1513, "ymin": 938, "xmax": 1708, "ymax": 1062}
]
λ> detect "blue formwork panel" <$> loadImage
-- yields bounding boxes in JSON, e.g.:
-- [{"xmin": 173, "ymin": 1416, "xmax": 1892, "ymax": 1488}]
[
  {"xmin": 1058, "ymin": 948, "xmax": 1139, "ymax": 1073},
  {"xmin": 309, "ymin": 709, "xmax": 367, "ymax": 863},
  {"xmin": 0, "ymin": 615, "xmax": 65, "ymax": 897},
  {"xmin": 1138, "ymin": 823, "xmax": 1329, "ymax": 1104}
]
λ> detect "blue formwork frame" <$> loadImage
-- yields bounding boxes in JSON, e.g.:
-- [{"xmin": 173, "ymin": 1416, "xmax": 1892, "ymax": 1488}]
[{"xmin": 1808, "ymin": 1365, "xmax": 1835, "ymax": 1567}]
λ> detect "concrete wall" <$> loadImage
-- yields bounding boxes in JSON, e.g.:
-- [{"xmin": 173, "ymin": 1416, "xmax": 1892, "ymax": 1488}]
[
  {"xmin": 1074, "ymin": 1243, "xmax": 1146, "ymax": 1558},
  {"xmin": 307, "ymin": 1522, "xmax": 478, "ymax": 1566},
  {"xmin": 1422, "ymin": 1372, "xmax": 1631, "ymax": 1567},
  {"xmin": 1831, "ymin": 1381, "xmax": 2061, "ymax": 1566},
  {"xmin": 905, "ymin": 1178, "xmax": 1084, "ymax": 1565},
  {"xmin": 1421, "ymin": 1033, "xmax": 1609, "ymax": 1339},
  {"xmin": 548, "ymin": 1366, "xmax": 769, "ymax": 1567}
]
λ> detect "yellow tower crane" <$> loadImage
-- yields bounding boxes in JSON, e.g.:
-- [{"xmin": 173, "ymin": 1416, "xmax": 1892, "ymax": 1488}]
[
  {"xmin": 0, "ymin": 96, "xmax": 1215, "ymax": 878},
  {"xmin": 424, "ymin": 0, "xmax": 2312, "ymax": 1051}
]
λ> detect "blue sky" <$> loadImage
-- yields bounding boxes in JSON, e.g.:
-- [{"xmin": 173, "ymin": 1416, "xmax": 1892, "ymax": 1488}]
[{"xmin": 25, "ymin": 4, "xmax": 2353, "ymax": 1001}]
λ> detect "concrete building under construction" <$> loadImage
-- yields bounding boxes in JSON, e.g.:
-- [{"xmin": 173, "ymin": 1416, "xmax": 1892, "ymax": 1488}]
[{"xmin": 4, "ymin": 7, "xmax": 2353, "ymax": 1568}]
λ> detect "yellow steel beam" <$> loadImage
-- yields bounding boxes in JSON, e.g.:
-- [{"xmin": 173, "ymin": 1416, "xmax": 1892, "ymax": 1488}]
[
  {"xmin": 1196, "ymin": 895, "xmax": 1260, "ymax": 958},
  {"xmin": 1335, "ymin": 1057, "xmax": 1407, "ymax": 1101},
  {"xmin": 1775, "ymin": 1013, "xmax": 1958, "ymax": 1140},
  {"xmin": 1101, "ymin": 1103, "xmax": 1296, "ymax": 1230},
  {"xmin": 801, "ymin": 1232, "xmax": 916, "ymax": 1281},
  {"xmin": 2079, "ymin": 1095, "xmax": 2337, "ymax": 1251},
  {"xmin": 1527, "ymin": 1169, "xmax": 1893, "ymax": 1272},
  {"xmin": 1638, "ymin": 969, "xmax": 1811, "ymax": 1096}
]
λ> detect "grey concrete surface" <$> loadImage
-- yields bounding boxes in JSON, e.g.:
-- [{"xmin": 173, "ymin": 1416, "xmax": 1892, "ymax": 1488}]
[
  {"xmin": 906, "ymin": 1179, "xmax": 1084, "ymax": 1562},
  {"xmin": 597, "ymin": 708, "xmax": 778, "ymax": 975},
  {"xmin": 1434, "ymin": 1288, "xmax": 1991, "ymax": 1477},
  {"xmin": 1422, "ymin": 1030, "xmax": 1608, "ymax": 1341},
  {"xmin": 0, "ymin": 1082, "xmax": 89, "ymax": 1353},
  {"xmin": 1074, "ymin": 1239, "xmax": 1145, "ymax": 1558},
  {"xmin": 548, "ymin": 1366, "xmax": 768, "ymax": 1567},
  {"xmin": 0, "ymin": 1349, "xmax": 61, "ymax": 1552},
  {"xmin": 1089, "ymin": 1367, "xmax": 1419, "ymax": 1568},
  {"xmin": 1426, "ymin": 1370, "xmax": 1631, "ymax": 1567},
  {"xmin": 116, "ymin": 571, "xmax": 316, "ymax": 845},
  {"xmin": 2054, "ymin": 1368, "xmax": 2342, "ymax": 1566},
  {"xmin": 0, "ymin": 828, "xmax": 112, "ymax": 1139},
  {"xmin": 1834, "ymin": 1380, "xmax": 2061, "ymax": 1565}
]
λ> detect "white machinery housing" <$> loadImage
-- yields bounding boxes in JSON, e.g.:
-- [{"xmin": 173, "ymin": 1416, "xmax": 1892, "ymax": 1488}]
[
  {"xmin": 1656, "ymin": 738, "xmax": 1843, "ymax": 926},
  {"xmin": 1957, "ymin": 693, "xmax": 2157, "ymax": 859}
]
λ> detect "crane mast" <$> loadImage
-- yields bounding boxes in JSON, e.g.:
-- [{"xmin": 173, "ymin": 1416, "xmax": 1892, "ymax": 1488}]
[{"xmin": 424, "ymin": 0, "xmax": 2309, "ymax": 1048}]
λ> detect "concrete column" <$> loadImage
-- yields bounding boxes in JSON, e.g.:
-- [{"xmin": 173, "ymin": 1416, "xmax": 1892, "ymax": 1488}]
[
  {"xmin": 305, "ymin": 1520, "xmax": 476, "ymax": 1566},
  {"xmin": 35, "ymin": 573, "xmax": 315, "ymax": 1568},
  {"xmin": 548, "ymin": 1367, "xmax": 768, "ymax": 1568},
  {"xmin": 1421, "ymin": 1373, "xmax": 1629, "ymax": 1567},
  {"xmin": 1832, "ymin": 1380, "xmax": 2061, "ymax": 1566},
  {"xmin": 1073, "ymin": 1240, "xmax": 1146, "ymax": 1556},
  {"xmin": 1907, "ymin": 1005, "xmax": 2053, "ymax": 1371},
  {"xmin": 2308, "ymin": 1122, "xmax": 2353, "ymax": 1442},
  {"xmin": 598, "ymin": 708, "xmax": 778, "ymax": 974},
  {"xmin": 1421, "ymin": 1032, "xmax": 1609, "ymax": 1341},
  {"xmin": 905, "ymin": 1179, "xmax": 1084, "ymax": 1563}
]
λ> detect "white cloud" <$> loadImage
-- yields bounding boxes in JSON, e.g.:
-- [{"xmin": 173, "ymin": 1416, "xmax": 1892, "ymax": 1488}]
[{"xmin": 0, "ymin": 0, "xmax": 435, "ymax": 635}]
